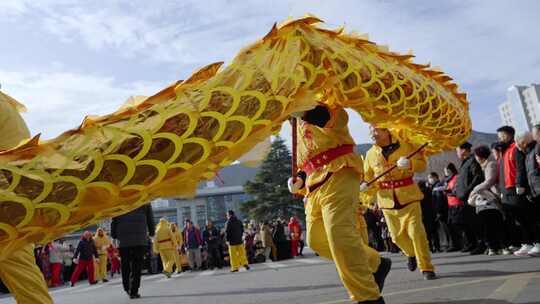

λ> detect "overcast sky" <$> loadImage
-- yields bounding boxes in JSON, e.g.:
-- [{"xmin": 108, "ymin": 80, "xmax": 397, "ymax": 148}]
[{"xmin": 1, "ymin": 0, "xmax": 539, "ymax": 146}]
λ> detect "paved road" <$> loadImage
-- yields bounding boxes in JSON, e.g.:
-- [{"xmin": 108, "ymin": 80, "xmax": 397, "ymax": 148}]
[{"xmin": 1, "ymin": 250, "xmax": 540, "ymax": 304}]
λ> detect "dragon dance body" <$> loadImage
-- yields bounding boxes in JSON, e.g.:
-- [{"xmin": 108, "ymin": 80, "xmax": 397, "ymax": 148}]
[{"xmin": 0, "ymin": 16, "xmax": 470, "ymax": 303}]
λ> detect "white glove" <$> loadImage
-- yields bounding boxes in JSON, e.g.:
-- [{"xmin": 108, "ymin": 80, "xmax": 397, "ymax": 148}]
[
  {"xmin": 359, "ymin": 182, "xmax": 369, "ymax": 192},
  {"xmin": 287, "ymin": 177, "xmax": 304, "ymax": 193},
  {"xmin": 396, "ymin": 157, "xmax": 410, "ymax": 169},
  {"xmin": 516, "ymin": 187, "xmax": 526, "ymax": 195},
  {"xmin": 73, "ymin": 258, "xmax": 79, "ymax": 264}
]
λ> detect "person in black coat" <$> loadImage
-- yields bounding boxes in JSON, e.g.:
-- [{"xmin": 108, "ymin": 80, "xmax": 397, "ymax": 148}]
[
  {"xmin": 513, "ymin": 132, "xmax": 540, "ymax": 256},
  {"xmin": 111, "ymin": 205, "xmax": 155, "ymax": 299},
  {"xmin": 224, "ymin": 210, "xmax": 249, "ymax": 271},
  {"xmin": 455, "ymin": 142, "xmax": 485, "ymax": 254},
  {"xmin": 427, "ymin": 172, "xmax": 452, "ymax": 251},
  {"xmin": 418, "ymin": 181, "xmax": 437, "ymax": 253},
  {"xmin": 203, "ymin": 220, "xmax": 223, "ymax": 269}
]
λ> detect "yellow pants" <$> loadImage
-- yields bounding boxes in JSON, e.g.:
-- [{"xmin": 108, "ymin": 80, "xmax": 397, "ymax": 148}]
[
  {"xmin": 228, "ymin": 244, "xmax": 248, "ymax": 271},
  {"xmin": 0, "ymin": 245, "xmax": 53, "ymax": 304},
  {"xmin": 306, "ymin": 168, "xmax": 381, "ymax": 302},
  {"xmin": 174, "ymin": 250, "xmax": 182, "ymax": 273},
  {"xmin": 356, "ymin": 209, "xmax": 369, "ymax": 246},
  {"xmin": 383, "ymin": 202, "xmax": 434, "ymax": 272},
  {"xmin": 160, "ymin": 249, "xmax": 176, "ymax": 273},
  {"xmin": 355, "ymin": 210, "xmax": 380, "ymax": 273},
  {"xmin": 95, "ymin": 254, "xmax": 108, "ymax": 281}
]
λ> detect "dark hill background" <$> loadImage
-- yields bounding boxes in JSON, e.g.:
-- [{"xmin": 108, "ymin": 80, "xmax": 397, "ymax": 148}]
[{"xmin": 211, "ymin": 130, "xmax": 498, "ymax": 187}]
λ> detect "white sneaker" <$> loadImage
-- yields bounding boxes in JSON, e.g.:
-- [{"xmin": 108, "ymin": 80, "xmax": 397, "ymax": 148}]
[
  {"xmin": 514, "ymin": 244, "xmax": 534, "ymax": 257},
  {"xmin": 508, "ymin": 245, "xmax": 520, "ymax": 252},
  {"xmin": 528, "ymin": 243, "xmax": 540, "ymax": 257},
  {"xmin": 502, "ymin": 248, "xmax": 512, "ymax": 255},
  {"xmin": 487, "ymin": 249, "xmax": 499, "ymax": 256}
]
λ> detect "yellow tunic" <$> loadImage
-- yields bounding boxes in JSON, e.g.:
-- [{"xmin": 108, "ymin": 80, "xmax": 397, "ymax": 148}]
[
  {"xmin": 172, "ymin": 229, "xmax": 183, "ymax": 248},
  {"xmin": 93, "ymin": 230, "xmax": 111, "ymax": 281},
  {"xmin": 154, "ymin": 219, "xmax": 176, "ymax": 251},
  {"xmin": 93, "ymin": 232, "xmax": 112, "ymax": 255},
  {"xmin": 364, "ymin": 138, "xmax": 426, "ymax": 209},
  {"xmin": 296, "ymin": 107, "xmax": 363, "ymax": 193}
]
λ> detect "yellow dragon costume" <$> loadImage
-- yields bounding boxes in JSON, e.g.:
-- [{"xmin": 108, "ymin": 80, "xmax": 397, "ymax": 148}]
[{"xmin": 0, "ymin": 16, "xmax": 470, "ymax": 265}]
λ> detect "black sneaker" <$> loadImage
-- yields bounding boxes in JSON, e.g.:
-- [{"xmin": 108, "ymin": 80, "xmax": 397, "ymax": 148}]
[
  {"xmin": 407, "ymin": 257, "xmax": 417, "ymax": 272},
  {"xmin": 423, "ymin": 271, "xmax": 436, "ymax": 280},
  {"xmin": 102, "ymin": 279, "xmax": 109, "ymax": 283},
  {"xmin": 358, "ymin": 297, "xmax": 385, "ymax": 304},
  {"xmin": 244, "ymin": 265, "xmax": 250, "ymax": 270},
  {"xmin": 130, "ymin": 293, "xmax": 141, "ymax": 299},
  {"xmin": 470, "ymin": 245, "xmax": 487, "ymax": 255},
  {"xmin": 445, "ymin": 246, "xmax": 460, "ymax": 252},
  {"xmin": 230, "ymin": 269, "xmax": 239, "ymax": 273},
  {"xmin": 461, "ymin": 244, "xmax": 475, "ymax": 253},
  {"xmin": 373, "ymin": 257, "xmax": 392, "ymax": 292}
]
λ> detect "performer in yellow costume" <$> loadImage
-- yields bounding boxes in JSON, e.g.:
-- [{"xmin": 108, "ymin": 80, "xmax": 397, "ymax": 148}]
[
  {"xmin": 93, "ymin": 228, "xmax": 112, "ymax": 283},
  {"xmin": 0, "ymin": 91, "xmax": 53, "ymax": 304},
  {"xmin": 153, "ymin": 218, "xmax": 177, "ymax": 277},
  {"xmin": 288, "ymin": 105, "xmax": 391, "ymax": 304},
  {"xmin": 362, "ymin": 126, "xmax": 436, "ymax": 280},
  {"xmin": 170, "ymin": 223, "xmax": 183, "ymax": 274}
]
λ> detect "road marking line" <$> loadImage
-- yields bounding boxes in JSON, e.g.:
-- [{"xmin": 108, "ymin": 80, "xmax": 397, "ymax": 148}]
[
  {"xmin": 488, "ymin": 273, "xmax": 535, "ymax": 301},
  {"xmin": 315, "ymin": 272, "xmax": 540, "ymax": 304},
  {"xmin": 141, "ymin": 274, "xmax": 161, "ymax": 281},
  {"xmin": 68, "ymin": 284, "xmax": 103, "ymax": 294},
  {"xmin": 295, "ymin": 258, "xmax": 321, "ymax": 264},
  {"xmin": 199, "ymin": 270, "xmax": 216, "ymax": 276},
  {"xmin": 50, "ymin": 282, "xmax": 96, "ymax": 294},
  {"xmin": 262, "ymin": 262, "xmax": 288, "ymax": 269}
]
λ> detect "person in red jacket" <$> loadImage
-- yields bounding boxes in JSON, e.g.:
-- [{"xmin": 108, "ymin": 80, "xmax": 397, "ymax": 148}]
[
  {"xmin": 70, "ymin": 231, "xmax": 99, "ymax": 286},
  {"xmin": 444, "ymin": 163, "xmax": 469, "ymax": 252},
  {"xmin": 496, "ymin": 126, "xmax": 538, "ymax": 256},
  {"xmin": 288, "ymin": 217, "xmax": 302, "ymax": 257},
  {"xmin": 107, "ymin": 244, "xmax": 121, "ymax": 278}
]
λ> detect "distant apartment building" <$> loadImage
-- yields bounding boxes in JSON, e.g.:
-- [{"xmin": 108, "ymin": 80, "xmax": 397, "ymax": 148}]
[
  {"xmin": 151, "ymin": 164, "xmax": 258, "ymax": 228},
  {"xmin": 499, "ymin": 84, "xmax": 540, "ymax": 132}
]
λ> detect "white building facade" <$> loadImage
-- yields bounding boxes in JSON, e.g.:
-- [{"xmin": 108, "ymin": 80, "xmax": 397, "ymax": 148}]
[{"xmin": 499, "ymin": 84, "xmax": 540, "ymax": 132}]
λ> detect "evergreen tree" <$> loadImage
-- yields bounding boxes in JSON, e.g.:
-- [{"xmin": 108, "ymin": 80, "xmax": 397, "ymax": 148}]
[{"xmin": 241, "ymin": 136, "xmax": 304, "ymax": 222}]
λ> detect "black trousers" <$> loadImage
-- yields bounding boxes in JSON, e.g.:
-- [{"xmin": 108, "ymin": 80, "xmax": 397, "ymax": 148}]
[
  {"xmin": 478, "ymin": 209, "xmax": 505, "ymax": 250},
  {"xmin": 504, "ymin": 202, "xmax": 540, "ymax": 244},
  {"xmin": 62, "ymin": 264, "xmax": 74, "ymax": 283},
  {"xmin": 448, "ymin": 205, "xmax": 477, "ymax": 248},
  {"xmin": 207, "ymin": 246, "xmax": 222, "ymax": 269},
  {"xmin": 119, "ymin": 246, "xmax": 146, "ymax": 295},
  {"xmin": 435, "ymin": 217, "xmax": 452, "ymax": 249},
  {"xmin": 423, "ymin": 218, "xmax": 440, "ymax": 251},
  {"xmin": 298, "ymin": 239, "xmax": 305, "ymax": 255}
]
